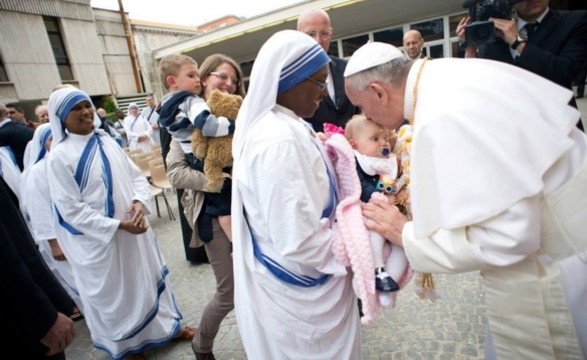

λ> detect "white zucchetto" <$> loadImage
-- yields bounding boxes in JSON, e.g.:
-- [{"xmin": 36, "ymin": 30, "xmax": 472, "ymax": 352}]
[{"xmin": 344, "ymin": 42, "xmax": 404, "ymax": 77}]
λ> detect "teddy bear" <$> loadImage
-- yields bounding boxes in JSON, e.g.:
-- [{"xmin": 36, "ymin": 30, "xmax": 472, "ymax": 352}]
[{"xmin": 191, "ymin": 89, "xmax": 242, "ymax": 192}]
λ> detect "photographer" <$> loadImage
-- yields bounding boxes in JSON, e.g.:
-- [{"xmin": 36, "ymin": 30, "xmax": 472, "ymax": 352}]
[{"xmin": 457, "ymin": 0, "xmax": 587, "ymax": 130}]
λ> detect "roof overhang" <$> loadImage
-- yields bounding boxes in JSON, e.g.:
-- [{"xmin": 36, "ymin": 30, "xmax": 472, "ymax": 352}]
[{"xmin": 154, "ymin": 0, "xmax": 464, "ymax": 63}]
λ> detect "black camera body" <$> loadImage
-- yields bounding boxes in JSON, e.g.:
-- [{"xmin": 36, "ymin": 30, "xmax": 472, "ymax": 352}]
[{"xmin": 462, "ymin": 0, "xmax": 522, "ymax": 46}]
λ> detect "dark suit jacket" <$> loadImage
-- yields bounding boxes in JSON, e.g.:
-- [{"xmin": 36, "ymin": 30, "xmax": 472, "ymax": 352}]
[
  {"xmin": 0, "ymin": 178, "xmax": 74, "ymax": 358},
  {"xmin": 0, "ymin": 120, "xmax": 35, "ymax": 170},
  {"xmin": 304, "ymin": 56, "xmax": 360, "ymax": 132},
  {"xmin": 479, "ymin": 9, "xmax": 587, "ymax": 129}
]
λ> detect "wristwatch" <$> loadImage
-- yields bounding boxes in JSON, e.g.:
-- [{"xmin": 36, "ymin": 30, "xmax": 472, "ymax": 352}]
[{"xmin": 510, "ymin": 33, "xmax": 528, "ymax": 50}]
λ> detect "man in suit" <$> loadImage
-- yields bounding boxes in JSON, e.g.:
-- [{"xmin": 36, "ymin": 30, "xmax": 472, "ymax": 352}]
[
  {"xmin": 403, "ymin": 30, "xmax": 426, "ymax": 60},
  {"xmin": 297, "ymin": 8, "xmax": 359, "ymax": 132},
  {"xmin": 0, "ymin": 177, "xmax": 76, "ymax": 359},
  {"xmin": 7, "ymin": 102, "xmax": 36, "ymax": 129},
  {"xmin": 458, "ymin": 0, "xmax": 587, "ymax": 130},
  {"xmin": 0, "ymin": 103, "xmax": 35, "ymax": 170}
]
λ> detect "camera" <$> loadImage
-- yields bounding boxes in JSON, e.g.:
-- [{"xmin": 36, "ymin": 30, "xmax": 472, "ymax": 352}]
[{"xmin": 462, "ymin": 0, "xmax": 523, "ymax": 46}]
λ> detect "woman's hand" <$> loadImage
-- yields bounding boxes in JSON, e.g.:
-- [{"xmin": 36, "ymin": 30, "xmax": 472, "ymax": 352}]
[
  {"xmin": 49, "ymin": 239, "xmax": 67, "ymax": 261},
  {"xmin": 119, "ymin": 201, "xmax": 149, "ymax": 234},
  {"xmin": 362, "ymin": 198, "xmax": 407, "ymax": 247}
]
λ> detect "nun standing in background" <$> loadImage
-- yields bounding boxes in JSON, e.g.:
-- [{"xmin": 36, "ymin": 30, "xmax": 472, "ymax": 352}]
[
  {"xmin": 19, "ymin": 123, "xmax": 84, "ymax": 319},
  {"xmin": 231, "ymin": 30, "xmax": 361, "ymax": 359},
  {"xmin": 46, "ymin": 87, "xmax": 194, "ymax": 360},
  {"xmin": 123, "ymin": 102, "xmax": 152, "ymax": 152}
]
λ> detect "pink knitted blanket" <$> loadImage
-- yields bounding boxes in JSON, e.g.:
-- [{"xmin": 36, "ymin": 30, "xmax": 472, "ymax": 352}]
[{"xmin": 325, "ymin": 132, "xmax": 412, "ymax": 325}]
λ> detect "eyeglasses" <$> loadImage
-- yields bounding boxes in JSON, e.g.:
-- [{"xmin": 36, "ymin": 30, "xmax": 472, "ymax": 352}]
[
  {"xmin": 306, "ymin": 77, "xmax": 329, "ymax": 91},
  {"xmin": 306, "ymin": 30, "xmax": 333, "ymax": 39},
  {"xmin": 209, "ymin": 72, "xmax": 241, "ymax": 86}
]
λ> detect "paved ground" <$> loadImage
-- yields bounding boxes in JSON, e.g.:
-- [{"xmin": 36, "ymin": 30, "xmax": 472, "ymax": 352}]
[
  {"xmin": 65, "ymin": 96, "xmax": 587, "ymax": 360},
  {"xmin": 65, "ymin": 196, "xmax": 487, "ymax": 360}
]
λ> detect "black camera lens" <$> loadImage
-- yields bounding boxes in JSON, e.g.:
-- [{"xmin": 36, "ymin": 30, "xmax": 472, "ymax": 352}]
[{"xmin": 465, "ymin": 20, "xmax": 496, "ymax": 46}]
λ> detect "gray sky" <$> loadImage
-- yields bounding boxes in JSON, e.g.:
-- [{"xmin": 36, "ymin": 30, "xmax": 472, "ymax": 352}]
[{"xmin": 90, "ymin": 0, "xmax": 304, "ymax": 27}]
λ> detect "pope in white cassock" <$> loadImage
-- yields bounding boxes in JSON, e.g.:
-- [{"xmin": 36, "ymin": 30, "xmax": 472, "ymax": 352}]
[
  {"xmin": 46, "ymin": 87, "xmax": 192, "ymax": 360},
  {"xmin": 231, "ymin": 30, "xmax": 362, "ymax": 360},
  {"xmin": 346, "ymin": 42, "xmax": 587, "ymax": 359}
]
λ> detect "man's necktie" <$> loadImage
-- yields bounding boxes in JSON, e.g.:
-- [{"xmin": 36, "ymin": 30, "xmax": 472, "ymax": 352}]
[{"xmin": 524, "ymin": 22, "xmax": 538, "ymax": 39}]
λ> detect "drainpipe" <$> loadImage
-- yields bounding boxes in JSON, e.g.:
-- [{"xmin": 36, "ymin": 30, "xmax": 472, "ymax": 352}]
[{"xmin": 118, "ymin": 0, "xmax": 143, "ymax": 93}]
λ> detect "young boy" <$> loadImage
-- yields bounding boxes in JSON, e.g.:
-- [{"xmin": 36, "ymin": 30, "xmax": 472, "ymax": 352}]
[
  {"xmin": 345, "ymin": 115, "xmax": 409, "ymax": 293},
  {"xmin": 157, "ymin": 54, "xmax": 234, "ymax": 241}
]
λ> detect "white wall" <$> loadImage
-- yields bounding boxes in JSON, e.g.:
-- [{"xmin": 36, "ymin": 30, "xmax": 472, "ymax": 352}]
[
  {"xmin": 0, "ymin": 11, "xmax": 61, "ymax": 101},
  {"xmin": 61, "ymin": 18, "xmax": 110, "ymax": 95}
]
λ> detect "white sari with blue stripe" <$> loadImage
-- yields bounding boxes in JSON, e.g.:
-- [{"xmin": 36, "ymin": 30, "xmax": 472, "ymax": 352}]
[
  {"xmin": 47, "ymin": 131, "xmax": 182, "ymax": 359},
  {"xmin": 0, "ymin": 146, "xmax": 21, "ymax": 198},
  {"xmin": 232, "ymin": 106, "xmax": 361, "ymax": 359}
]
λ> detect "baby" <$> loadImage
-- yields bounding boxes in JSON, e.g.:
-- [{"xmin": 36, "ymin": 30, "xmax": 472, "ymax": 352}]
[{"xmin": 345, "ymin": 115, "xmax": 409, "ymax": 292}]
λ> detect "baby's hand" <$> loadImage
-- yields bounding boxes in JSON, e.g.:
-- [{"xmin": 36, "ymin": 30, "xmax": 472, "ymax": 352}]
[{"xmin": 316, "ymin": 132, "xmax": 327, "ymax": 143}]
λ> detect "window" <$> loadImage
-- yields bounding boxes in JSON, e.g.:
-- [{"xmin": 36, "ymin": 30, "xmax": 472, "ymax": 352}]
[
  {"xmin": 44, "ymin": 17, "xmax": 74, "ymax": 81},
  {"xmin": 451, "ymin": 41, "xmax": 467, "ymax": 58},
  {"xmin": 327, "ymin": 41, "xmax": 338, "ymax": 57},
  {"xmin": 239, "ymin": 59, "xmax": 254, "ymax": 92},
  {"xmin": 429, "ymin": 44, "xmax": 445, "ymax": 58},
  {"xmin": 411, "ymin": 18, "xmax": 444, "ymax": 42},
  {"xmin": 373, "ymin": 27, "xmax": 404, "ymax": 47},
  {"xmin": 239, "ymin": 59, "xmax": 254, "ymax": 78},
  {"xmin": 341, "ymin": 34, "xmax": 369, "ymax": 58},
  {"xmin": 0, "ymin": 53, "xmax": 8, "ymax": 82}
]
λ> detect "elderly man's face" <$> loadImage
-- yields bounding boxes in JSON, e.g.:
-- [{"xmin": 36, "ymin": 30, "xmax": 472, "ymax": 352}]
[
  {"xmin": 35, "ymin": 106, "xmax": 49, "ymax": 123},
  {"xmin": 345, "ymin": 81, "xmax": 404, "ymax": 130},
  {"xmin": 298, "ymin": 14, "xmax": 333, "ymax": 53},
  {"xmin": 403, "ymin": 31, "xmax": 424, "ymax": 60}
]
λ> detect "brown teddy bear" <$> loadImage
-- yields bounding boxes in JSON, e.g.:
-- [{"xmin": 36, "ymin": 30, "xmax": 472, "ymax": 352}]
[{"xmin": 191, "ymin": 89, "xmax": 242, "ymax": 192}]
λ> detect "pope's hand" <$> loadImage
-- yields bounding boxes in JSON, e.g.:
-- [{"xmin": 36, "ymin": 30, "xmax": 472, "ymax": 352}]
[{"xmin": 362, "ymin": 198, "xmax": 407, "ymax": 247}]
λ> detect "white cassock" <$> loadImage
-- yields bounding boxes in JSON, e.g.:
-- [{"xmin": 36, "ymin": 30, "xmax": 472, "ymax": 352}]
[
  {"xmin": 232, "ymin": 105, "xmax": 361, "ymax": 359},
  {"xmin": 47, "ymin": 131, "xmax": 181, "ymax": 359},
  {"xmin": 0, "ymin": 146, "xmax": 21, "ymax": 198},
  {"xmin": 123, "ymin": 115, "xmax": 152, "ymax": 152},
  {"xmin": 21, "ymin": 156, "xmax": 83, "ymax": 311},
  {"xmin": 402, "ymin": 58, "xmax": 587, "ymax": 359}
]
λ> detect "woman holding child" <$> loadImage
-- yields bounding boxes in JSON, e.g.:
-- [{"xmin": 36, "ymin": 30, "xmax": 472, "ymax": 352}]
[{"xmin": 162, "ymin": 53, "xmax": 245, "ymax": 360}]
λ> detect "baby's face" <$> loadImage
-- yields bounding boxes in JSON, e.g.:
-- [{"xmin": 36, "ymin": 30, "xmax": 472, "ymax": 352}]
[
  {"xmin": 354, "ymin": 122, "xmax": 391, "ymax": 158},
  {"xmin": 173, "ymin": 63, "xmax": 202, "ymax": 96}
]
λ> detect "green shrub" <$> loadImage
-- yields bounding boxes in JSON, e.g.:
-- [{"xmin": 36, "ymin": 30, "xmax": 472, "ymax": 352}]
[{"xmin": 104, "ymin": 97, "xmax": 117, "ymax": 121}]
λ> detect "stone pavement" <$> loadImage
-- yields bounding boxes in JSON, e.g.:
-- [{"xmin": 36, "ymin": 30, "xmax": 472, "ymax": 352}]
[
  {"xmin": 66, "ymin": 96, "xmax": 587, "ymax": 360},
  {"xmin": 66, "ymin": 196, "xmax": 486, "ymax": 360}
]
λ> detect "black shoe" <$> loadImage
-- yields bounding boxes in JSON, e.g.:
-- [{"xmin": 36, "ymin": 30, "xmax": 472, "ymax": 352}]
[
  {"xmin": 375, "ymin": 267, "xmax": 400, "ymax": 292},
  {"xmin": 191, "ymin": 343, "xmax": 216, "ymax": 360}
]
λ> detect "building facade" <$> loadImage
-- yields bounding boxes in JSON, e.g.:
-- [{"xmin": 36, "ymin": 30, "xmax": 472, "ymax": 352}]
[{"xmin": 0, "ymin": 0, "xmax": 199, "ymax": 116}]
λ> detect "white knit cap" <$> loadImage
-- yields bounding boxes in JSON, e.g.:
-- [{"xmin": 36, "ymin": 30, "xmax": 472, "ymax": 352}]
[{"xmin": 344, "ymin": 42, "xmax": 404, "ymax": 77}]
